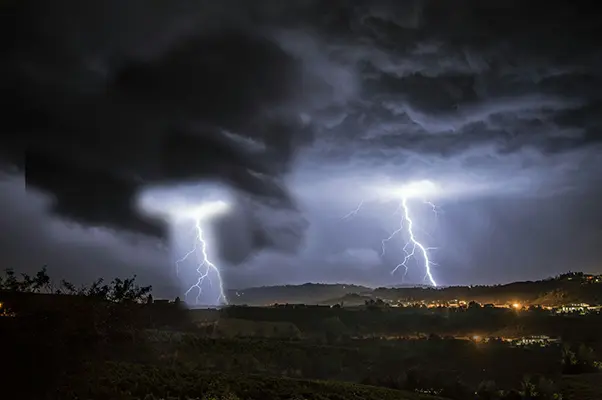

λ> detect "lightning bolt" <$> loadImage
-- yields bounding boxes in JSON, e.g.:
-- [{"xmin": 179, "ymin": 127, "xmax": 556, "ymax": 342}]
[
  {"xmin": 343, "ymin": 197, "xmax": 438, "ymax": 287},
  {"xmin": 176, "ymin": 217, "xmax": 227, "ymax": 305},
  {"xmin": 386, "ymin": 198, "xmax": 438, "ymax": 287},
  {"xmin": 341, "ymin": 200, "xmax": 364, "ymax": 220}
]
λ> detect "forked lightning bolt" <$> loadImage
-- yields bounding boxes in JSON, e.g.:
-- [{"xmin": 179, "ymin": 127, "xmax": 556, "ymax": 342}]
[
  {"xmin": 342, "ymin": 197, "xmax": 438, "ymax": 287},
  {"xmin": 176, "ymin": 217, "xmax": 227, "ymax": 305},
  {"xmin": 382, "ymin": 198, "xmax": 437, "ymax": 286}
]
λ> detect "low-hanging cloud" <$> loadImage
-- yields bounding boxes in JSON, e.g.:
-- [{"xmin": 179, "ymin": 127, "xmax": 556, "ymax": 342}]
[{"xmin": 2, "ymin": 0, "xmax": 331, "ymax": 264}]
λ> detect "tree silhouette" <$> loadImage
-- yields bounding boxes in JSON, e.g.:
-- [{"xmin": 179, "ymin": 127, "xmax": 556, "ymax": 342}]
[
  {"xmin": 1, "ymin": 267, "xmax": 152, "ymax": 303},
  {"xmin": 476, "ymin": 380, "xmax": 499, "ymax": 400},
  {"xmin": 0, "ymin": 266, "xmax": 51, "ymax": 292}
]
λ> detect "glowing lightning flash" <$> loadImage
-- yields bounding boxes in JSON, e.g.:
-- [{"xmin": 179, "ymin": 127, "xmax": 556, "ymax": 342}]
[
  {"xmin": 343, "ymin": 180, "xmax": 440, "ymax": 287},
  {"xmin": 383, "ymin": 198, "xmax": 438, "ymax": 286},
  {"xmin": 135, "ymin": 188, "xmax": 232, "ymax": 306},
  {"xmin": 170, "ymin": 200, "xmax": 230, "ymax": 306},
  {"xmin": 176, "ymin": 217, "xmax": 228, "ymax": 305}
]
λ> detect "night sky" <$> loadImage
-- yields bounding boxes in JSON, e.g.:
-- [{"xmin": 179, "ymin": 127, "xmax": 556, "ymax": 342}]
[{"xmin": 2, "ymin": 0, "xmax": 602, "ymax": 299}]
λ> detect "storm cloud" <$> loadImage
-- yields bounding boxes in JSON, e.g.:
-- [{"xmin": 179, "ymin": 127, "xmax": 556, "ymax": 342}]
[
  {"xmin": 2, "ymin": 0, "xmax": 602, "ymax": 292},
  {"xmin": 3, "ymin": 0, "xmax": 322, "ymax": 264}
]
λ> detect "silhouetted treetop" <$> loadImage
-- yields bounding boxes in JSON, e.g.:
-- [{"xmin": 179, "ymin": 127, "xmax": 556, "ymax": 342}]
[{"xmin": 0, "ymin": 267, "xmax": 152, "ymax": 303}]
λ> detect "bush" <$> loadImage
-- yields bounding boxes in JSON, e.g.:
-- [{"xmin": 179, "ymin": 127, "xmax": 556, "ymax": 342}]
[{"xmin": 60, "ymin": 362, "xmax": 435, "ymax": 400}]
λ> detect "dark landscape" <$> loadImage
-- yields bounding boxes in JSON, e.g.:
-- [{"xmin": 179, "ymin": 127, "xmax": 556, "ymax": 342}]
[{"xmin": 2, "ymin": 268, "xmax": 602, "ymax": 400}]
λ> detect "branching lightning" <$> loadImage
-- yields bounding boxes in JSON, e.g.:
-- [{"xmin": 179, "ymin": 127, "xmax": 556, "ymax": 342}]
[
  {"xmin": 168, "ymin": 201, "xmax": 230, "ymax": 306},
  {"xmin": 383, "ymin": 197, "xmax": 438, "ymax": 286},
  {"xmin": 342, "ymin": 180, "xmax": 440, "ymax": 287},
  {"xmin": 177, "ymin": 217, "xmax": 228, "ymax": 305},
  {"xmin": 135, "ymin": 188, "xmax": 231, "ymax": 306}
]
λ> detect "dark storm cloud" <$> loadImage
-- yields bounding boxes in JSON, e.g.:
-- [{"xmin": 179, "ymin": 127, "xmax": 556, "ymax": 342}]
[
  {"xmin": 25, "ymin": 149, "xmax": 166, "ymax": 238},
  {"xmin": 0, "ymin": 175, "xmax": 175, "ymax": 297},
  {"xmin": 2, "ymin": 0, "xmax": 323, "ymax": 263},
  {"xmin": 272, "ymin": 0, "xmax": 602, "ymax": 284},
  {"xmin": 287, "ymin": 0, "xmax": 602, "ymax": 195},
  {"xmin": 3, "ymin": 0, "xmax": 602, "ymax": 287}
]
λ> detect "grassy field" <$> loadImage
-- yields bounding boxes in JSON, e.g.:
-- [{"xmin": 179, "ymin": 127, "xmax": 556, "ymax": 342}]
[
  {"xmin": 138, "ymin": 334, "xmax": 564, "ymax": 389},
  {"xmin": 63, "ymin": 362, "xmax": 446, "ymax": 400},
  {"xmin": 560, "ymin": 373, "xmax": 602, "ymax": 400}
]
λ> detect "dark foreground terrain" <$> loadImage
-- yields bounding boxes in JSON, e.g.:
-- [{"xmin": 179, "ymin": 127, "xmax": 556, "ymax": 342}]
[{"xmin": 2, "ymin": 269, "xmax": 602, "ymax": 399}]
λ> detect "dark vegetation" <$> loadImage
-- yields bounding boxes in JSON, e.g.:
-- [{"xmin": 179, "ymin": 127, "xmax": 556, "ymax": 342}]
[
  {"xmin": 559, "ymin": 373, "xmax": 602, "ymax": 400},
  {"xmin": 67, "ymin": 362, "xmax": 440, "ymax": 400},
  {"xmin": 0, "ymin": 266, "xmax": 152, "ymax": 300},
  {"xmin": 222, "ymin": 303, "xmax": 602, "ymax": 345},
  {"xmin": 2, "ymin": 268, "xmax": 601, "ymax": 400}
]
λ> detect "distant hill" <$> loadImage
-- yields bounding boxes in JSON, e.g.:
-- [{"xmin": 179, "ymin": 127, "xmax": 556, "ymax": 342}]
[
  {"xmin": 373, "ymin": 273, "xmax": 602, "ymax": 306},
  {"xmin": 388, "ymin": 283, "xmax": 433, "ymax": 289},
  {"xmin": 227, "ymin": 283, "xmax": 372, "ymax": 306},
  {"xmin": 228, "ymin": 273, "xmax": 602, "ymax": 306},
  {"xmin": 319, "ymin": 292, "xmax": 373, "ymax": 307}
]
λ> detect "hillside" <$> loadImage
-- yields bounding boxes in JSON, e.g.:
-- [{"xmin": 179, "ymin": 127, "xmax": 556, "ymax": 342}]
[
  {"xmin": 228, "ymin": 283, "xmax": 372, "ymax": 306},
  {"xmin": 67, "ymin": 362, "xmax": 445, "ymax": 400},
  {"xmin": 319, "ymin": 292, "xmax": 373, "ymax": 306},
  {"xmin": 561, "ymin": 373, "xmax": 602, "ymax": 400},
  {"xmin": 228, "ymin": 273, "xmax": 602, "ymax": 307},
  {"xmin": 373, "ymin": 275, "xmax": 602, "ymax": 306}
]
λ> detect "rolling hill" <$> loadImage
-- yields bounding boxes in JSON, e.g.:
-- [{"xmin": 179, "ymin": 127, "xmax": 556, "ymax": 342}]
[
  {"xmin": 227, "ymin": 273, "xmax": 602, "ymax": 307},
  {"xmin": 68, "ymin": 362, "xmax": 446, "ymax": 400}
]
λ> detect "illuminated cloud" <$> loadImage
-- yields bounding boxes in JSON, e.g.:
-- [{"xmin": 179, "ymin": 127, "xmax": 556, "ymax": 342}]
[
  {"xmin": 135, "ymin": 183, "xmax": 233, "ymax": 222},
  {"xmin": 2, "ymin": 0, "xmax": 602, "ymax": 290},
  {"xmin": 135, "ymin": 183, "xmax": 233, "ymax": 305}
]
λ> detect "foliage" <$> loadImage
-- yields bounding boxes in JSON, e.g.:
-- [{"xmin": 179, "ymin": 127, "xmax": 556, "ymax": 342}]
[
  {"xmin": 363, "ymin": 371, "xmax": 564, "ymax": 400},
  {"xmin": 0, "ymin": 267, "xmax": 152, "ymax": 303},
  {"xmin": 59, "ymin": 362, "xmax": 441, "ymax": 400},
  {"xmin": 57, "ymin": 275, "xmax": 152, "ymax": 303},
  {"xmin": 560, "ymin": 373, "xmax": 602, "ymax": 400},
  {"xmin": 0, "ymin": 266, "xmax": 51, "ymax": 292},
  {"xmin": 561, "ymin": 344, "xmax": 602, "ymax": 374},
  {"xmin": 222, "ymin": 302, "xmax": 602, "ymax": 344},
  {"xmin": 476, "ymin": 380, "xmax": 499, "ymax": 400},
  {"xmin": 139, "ymin": 331, "xmax": 570, "ymax": 390},
  {"xmin": 518, "ymin": 375, "xmax": 563, "ymax": 400}
]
